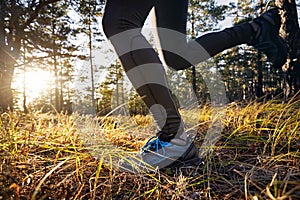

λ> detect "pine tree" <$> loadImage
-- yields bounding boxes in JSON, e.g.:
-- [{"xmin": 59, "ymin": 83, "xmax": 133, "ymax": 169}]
[
  {"xmin": 27, "ymin": 1, "xmax": 79, "ymax": 112},
  {"xmin": 97, "ymin": 60, "xmax": 126, "ymax": 115},
  {"xmin": 0, "ymin": 0, "xmax": 61, "ymax": 112},
  {"xmin": 187, "ymin": 0, "xmax": 227, "ymax": 104},
  {"xmin": 74, "ymin": 0, "xmax": 104, "ymax": 112}
]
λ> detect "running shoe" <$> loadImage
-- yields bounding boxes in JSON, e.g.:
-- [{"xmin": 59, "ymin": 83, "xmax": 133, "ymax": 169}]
[
  {"xmin": 249, "ymin": 7, "xmax": 287, "ymax": 68},
  {"xmin": 118, "ymin": 134, "xmax": 201, "ymax": 173}
]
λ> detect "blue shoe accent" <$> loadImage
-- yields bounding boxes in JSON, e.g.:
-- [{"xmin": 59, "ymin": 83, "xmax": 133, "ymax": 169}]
[
  {"xmin": 141, "ymin": 136, "xmax": 200, "ymax": 169},
  {"xmin": 141, "ymin": 136, "xmax": 171, "ymax": 155},
  {"xmin": 119, "ymin": 134, "xmax": 201, "ymax": 173}
]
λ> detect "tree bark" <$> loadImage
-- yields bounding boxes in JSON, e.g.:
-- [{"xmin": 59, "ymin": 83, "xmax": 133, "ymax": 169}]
[
  {"xmin": 275, "ymin": 0, "xmax": 300, "ymax": 98},
  {"xmin": 0, "ymin": 1, "xmax": 12, "ymax": 112},
  {"xmin": 256, "ymin": 52, "xmax": 264, "ymax": 98}
]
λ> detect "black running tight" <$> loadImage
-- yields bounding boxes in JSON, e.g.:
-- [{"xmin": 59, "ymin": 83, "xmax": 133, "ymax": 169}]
[{"xmin": 102, "ymin": 0, "xmax": 255, "ymax": 141}]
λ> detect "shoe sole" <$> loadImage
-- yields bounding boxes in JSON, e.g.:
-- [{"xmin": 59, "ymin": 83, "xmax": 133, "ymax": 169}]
[
  {"xmin": 253, "ymin": 8, "xmax": 288, "ymax": 68},
  {"xmin": 162, "ymin": 156, "xmax": 202, "ymax": 169}
]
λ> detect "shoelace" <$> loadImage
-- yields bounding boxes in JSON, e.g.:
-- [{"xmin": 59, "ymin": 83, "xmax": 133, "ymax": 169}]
[{"xmin": 141, "ymin": 136, "xmax": 170, "ymax": 155}]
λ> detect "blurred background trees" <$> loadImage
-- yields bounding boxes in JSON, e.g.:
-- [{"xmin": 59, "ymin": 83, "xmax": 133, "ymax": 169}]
[{"xmin": 0, "ymin": 0, "xmax": 299, "ymax": 114}]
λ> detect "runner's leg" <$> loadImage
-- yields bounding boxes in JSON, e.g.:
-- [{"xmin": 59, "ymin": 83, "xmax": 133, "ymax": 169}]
[
  {"xmin": 155, "ymin": 0, "xmax": 255, "ymax": 70},
  {"xmin": 102, "ymin": 0, "xmax": 185, "ymax": 141}
]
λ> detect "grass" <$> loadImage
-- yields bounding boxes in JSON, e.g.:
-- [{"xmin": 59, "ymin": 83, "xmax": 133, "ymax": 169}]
[{"xmin": 0, "ymin": 99, "xmax": 299, "ymax": 199}]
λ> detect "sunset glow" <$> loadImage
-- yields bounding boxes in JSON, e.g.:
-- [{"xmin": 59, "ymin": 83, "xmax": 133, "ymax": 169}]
[{"xmin": 13, "ymin": 69, "xmax": 53, "ymax": 104}]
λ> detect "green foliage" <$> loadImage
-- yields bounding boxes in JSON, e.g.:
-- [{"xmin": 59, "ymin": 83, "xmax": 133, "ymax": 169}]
[
  {"xmin": 97, "ymin": 60, "xmax": 149, "ymax": 116},
  {"xmin": 97, "ymin": 82, "xmax": 113, "ymax": 115},
  {"xmin": 97, "ymin": 60, "xmax": 125, "ymax": 115},
  {"xmin": 188, "ymin": 0, "xmax": 228, "ymax": 34},
  {"xmin": 128, "ymin": 90, "xmax": 149, "ymax": 116}
]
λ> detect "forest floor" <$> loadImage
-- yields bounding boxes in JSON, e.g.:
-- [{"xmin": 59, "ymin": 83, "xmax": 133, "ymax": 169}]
[{"xmin": 0, "ymin": 99, "xmax": 300, "ymax": 200}]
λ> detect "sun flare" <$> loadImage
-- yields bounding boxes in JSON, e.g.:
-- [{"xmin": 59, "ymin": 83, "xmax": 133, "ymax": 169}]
[
  {"xmin": 13, "ymin": 69, "xmax": 53, "ymax": 103},
  {"xmin": 25, "ymin": 70, "xmax": 52, "ymax": 97}
]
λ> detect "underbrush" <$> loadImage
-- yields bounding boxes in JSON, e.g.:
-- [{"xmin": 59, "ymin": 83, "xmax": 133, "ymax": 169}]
[{"xmin": 0, "ymin": 99, "xmax": 299, "ymax": 199}]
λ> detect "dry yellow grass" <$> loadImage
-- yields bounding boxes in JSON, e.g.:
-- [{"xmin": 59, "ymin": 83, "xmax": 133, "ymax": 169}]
[{"xmin": 0, "ymin": 99, "xmax": 299, "ymax": 199}]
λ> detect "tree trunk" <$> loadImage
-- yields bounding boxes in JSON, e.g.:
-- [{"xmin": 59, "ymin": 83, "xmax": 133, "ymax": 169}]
[
  {"xmin": 0, "ymin": 2, "xmax": 13, "ymax": 112},
  {"xmin": 88, "ymin": 14, "xmax": 96, "ymax": 114},
  {"xmin": 275, "ymin": 0, "xmax": 300, "ymax": 98},
  {"xmin": 256, "ymin": 52, "xmax": 264, "ymax": 98},
  {"xmin": 0, "ymin": 52, "xmax": 14, "ymax": 112},
  {"xmin": 190, "ymin": 11, "xmax": 198, "ymax": 102}
]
